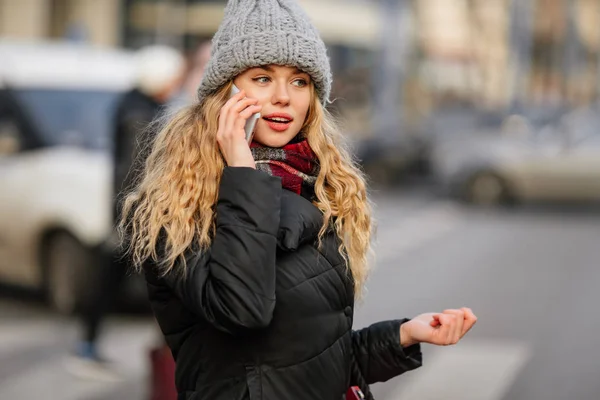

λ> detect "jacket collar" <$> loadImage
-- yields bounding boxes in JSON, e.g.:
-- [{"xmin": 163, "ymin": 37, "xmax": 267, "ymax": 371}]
[{"xmin": 277, "ymin": 190, "xmax": 323, "ymax": 251}]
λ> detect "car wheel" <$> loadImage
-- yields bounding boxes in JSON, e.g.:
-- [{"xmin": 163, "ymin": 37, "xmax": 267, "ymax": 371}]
[
  {"xmin": 466, "ymin": 172, "xmax": 510, "ymax": 206},
  {"xmin": 45, "ymin": 232, "xmax": 92, "ymax": 315}
]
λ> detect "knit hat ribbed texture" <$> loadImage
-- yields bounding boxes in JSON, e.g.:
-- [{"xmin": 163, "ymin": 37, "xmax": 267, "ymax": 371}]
[{"xmin": 197, "ymin": 0, "xmax": 332, "ymax": 105}]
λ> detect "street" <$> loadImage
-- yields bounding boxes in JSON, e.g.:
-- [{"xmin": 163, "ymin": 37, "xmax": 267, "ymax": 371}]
[{"xmin": 1, "ymin": 189, "xmax": 599, "ymax": 400}]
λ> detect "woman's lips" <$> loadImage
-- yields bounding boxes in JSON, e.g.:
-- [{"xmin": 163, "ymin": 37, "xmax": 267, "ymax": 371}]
[
  {"xmin": 263, "ymin": 113, "xmax": 293, "ymax": 132},
  {"xmin": 264, "ymin": 119, "xmax": 292, "ymax": 132}
]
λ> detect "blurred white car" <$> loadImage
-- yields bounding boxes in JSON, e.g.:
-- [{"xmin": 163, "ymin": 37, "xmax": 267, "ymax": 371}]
[
  {"xmin": 431, "ymin": 108, "xmax": 600, "ymax": 205},
  {"xmin": 0, "ymin": 39, "xmax": 138, "ymax": 313}
]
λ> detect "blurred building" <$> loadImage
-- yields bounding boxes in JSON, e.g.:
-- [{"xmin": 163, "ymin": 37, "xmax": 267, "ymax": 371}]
[
  {"xmin": 0, "ymin": 0, "xmax": 380, "ymax": 50},
  {"xmin": 528, "ymin": 0, "xmax": 600, "ymax": 106},
  {"xmin": 1, "ymin": 0, "xmax": 600, "ymax": 135},
  {"xmin": 123, "ymin": 0, "xmax": 379, "ymax": 48},
  {"xmin": 412, "ymin": 0, "xmax": 600, "ymax": 111},
  {"xmin": 0, "ymin": 0, "xmax": 122, "ymax": 46}
]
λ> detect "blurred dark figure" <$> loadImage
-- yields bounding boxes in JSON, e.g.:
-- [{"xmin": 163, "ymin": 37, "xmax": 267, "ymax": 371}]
[
  {"xmin": 181, "ymin": 41, "xmax": 212, "ymax": 101},
  {"xmin": 169, "ymin": 40, "xmax": 212, "ymax": 111},
  {"xmin": 114, "ymin": 46, "xmax": 185, "ymax": 195},
  {"xmin": 67, "ymin": 45, "xmax": 185, "ymax": 381},
  {"xmin": 0, "ymin": 87, "xmax": 40, "ymax": 153}
]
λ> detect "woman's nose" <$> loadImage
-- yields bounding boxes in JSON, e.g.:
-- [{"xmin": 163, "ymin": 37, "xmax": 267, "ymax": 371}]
[{"xmin": 271, "ymin": 83, "xmax": 290, "ymax": 106}]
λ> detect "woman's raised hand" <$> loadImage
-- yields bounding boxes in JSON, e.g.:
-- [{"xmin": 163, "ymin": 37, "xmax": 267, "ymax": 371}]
[
  {"xmin": 216, "ymin": 89, "xmax": 262, "ymax": 168},
  {"xmin": 400, "ymin": 308, "xmax": 477, "ymax": 348}
]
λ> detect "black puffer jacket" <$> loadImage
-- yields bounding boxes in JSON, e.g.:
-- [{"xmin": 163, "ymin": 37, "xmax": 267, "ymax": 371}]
[{"xmin": 144, "ymin": 167, "xmax": 422, "ymax": 400}]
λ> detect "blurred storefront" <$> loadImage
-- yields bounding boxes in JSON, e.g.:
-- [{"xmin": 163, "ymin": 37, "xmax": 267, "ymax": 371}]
[
  {"xmin": 122, "ymin": 0, "xmax": 379, "ymax": 49},
  {"xmin": 528, "ymin": 0, "xmax": 600, "ymax": 106},
  {"xmin": 0, "ymin": 0, "xmax": 121, "ymax": 46},
  {"xmin": 412, "ymin": 0, "xmax": 600, "ymax": 112},
  {"xmin": 2, "ymin": 0, "xmax": 600, "ymax": 137}
]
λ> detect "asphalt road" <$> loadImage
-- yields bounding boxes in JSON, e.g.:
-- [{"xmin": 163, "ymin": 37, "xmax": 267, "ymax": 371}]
[{"xmin": 1, "ymin": 190, "xmax": 598, "ymax": 400}]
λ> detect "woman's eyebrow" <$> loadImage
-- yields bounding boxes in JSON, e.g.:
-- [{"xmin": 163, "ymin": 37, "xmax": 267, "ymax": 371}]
[
  {"xmin": 257, "ymin": 65, "xmax": 275, "ymax": 73},
  {"xmin": 293, "ymin": 68, "xmax": 308, "ymax": 75},
  {"xmin": 252, "ymin": 66, "xmax": 308, "ymax": 76}
]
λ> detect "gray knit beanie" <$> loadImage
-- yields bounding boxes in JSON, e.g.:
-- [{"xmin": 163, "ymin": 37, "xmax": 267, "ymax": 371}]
[{"xmin": 197, "ymin": 0, "xmax": 332, "ymax": 105}]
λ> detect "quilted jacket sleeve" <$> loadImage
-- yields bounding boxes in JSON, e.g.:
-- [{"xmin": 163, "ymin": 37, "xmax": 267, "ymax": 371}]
[
  {"xmin": 145, "ymin": 167, "xmax": 281, "ymax": 335},
  {"xmin": 351, "ymin": 319, "xmax": 423, "ymax": 384}
]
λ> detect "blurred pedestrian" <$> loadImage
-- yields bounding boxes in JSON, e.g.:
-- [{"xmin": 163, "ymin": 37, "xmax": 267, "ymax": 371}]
[
  {"xmin": 169, "ymin": 40, "xmax": 212, "ymax": 111},
  {"xmin": 182, "ymin": 40, "xmax": 212, "ymax": 100},
  {"xmin": 119, "ymin": 0, "xmax": 478, "ymax": 399},
  {"xmin": 67, "ymin": 45, "xmax": 185, "ymax": 381},
  {"xmin": 113, "ymin": 45, "xmax": 186, "ymax": 198}
]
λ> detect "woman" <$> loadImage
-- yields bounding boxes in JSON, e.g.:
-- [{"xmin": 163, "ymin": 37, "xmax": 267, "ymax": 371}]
[{"xmin": 120, "ymin": 1, "xmax": 477, "ymax": 399}]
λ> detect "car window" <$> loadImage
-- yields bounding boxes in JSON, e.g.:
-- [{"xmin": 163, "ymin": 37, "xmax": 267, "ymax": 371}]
[
  {"xmin": 11, "ymin": 89, "xmax": 123, "ymax": 150},
  {"xmin": 0, "ymin": 89, "xmax": 38, "ymax": 155},
  {"xmin": 575, "ymin": 130, "xmax": 600, "ymax": 147},
  {"xmin": 535, "ymin": 125, "xmax": 562, "ymax": 144},
  {"xmin": 0, "ymin": 117, "xmax": 21, "ymax": 155},
  {"xmin": 561, "ymin": 109, "xmax": 600, "ymax": 145}
]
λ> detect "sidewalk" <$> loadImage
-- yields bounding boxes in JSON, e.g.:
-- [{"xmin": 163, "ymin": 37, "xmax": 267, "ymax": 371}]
[{"xmin": 0, "ymin": 298, "xmax": 157, "ymax": 400}]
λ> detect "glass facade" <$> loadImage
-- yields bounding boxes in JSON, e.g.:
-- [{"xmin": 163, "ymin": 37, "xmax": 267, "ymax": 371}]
[{"xmin": 122, "ymin": 0, "xmax": 219, "ymax": 50}]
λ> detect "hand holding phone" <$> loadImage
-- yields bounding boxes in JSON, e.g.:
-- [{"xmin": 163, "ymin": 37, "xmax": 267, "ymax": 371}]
[
  {"xmin": 216, "ymin": 85, "xmax": 261, "ymax": 168},
  {"xmin": 230, "ymin": 84, "xmax": 261, "ymax": 143}
]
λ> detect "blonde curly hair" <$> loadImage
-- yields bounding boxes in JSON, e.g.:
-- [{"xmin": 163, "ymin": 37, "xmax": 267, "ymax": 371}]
[{"xmin": 119, "ymin": 81, "xmax": 373, "ymax": 296}]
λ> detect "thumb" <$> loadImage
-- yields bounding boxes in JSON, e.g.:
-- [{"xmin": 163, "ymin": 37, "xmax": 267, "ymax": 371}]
[{"xmin": 430, "ymin": 314, "xmax": 441, "ymax": 327}]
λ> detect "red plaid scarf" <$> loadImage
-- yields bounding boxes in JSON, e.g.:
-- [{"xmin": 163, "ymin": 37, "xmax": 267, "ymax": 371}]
[{"xmin": 250, "ymin": 139, "xmax": 319, "ymax": 198}]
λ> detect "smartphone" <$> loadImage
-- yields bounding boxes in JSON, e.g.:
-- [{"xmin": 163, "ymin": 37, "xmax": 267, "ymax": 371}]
[{"xmin": 230, "ymin": 84, "xmax": 261, "ymax": 142}]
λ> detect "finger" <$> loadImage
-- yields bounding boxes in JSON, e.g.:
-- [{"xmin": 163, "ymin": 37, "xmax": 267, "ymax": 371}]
[
  {"xmin": 432, "ymin": 313, "xmax": 445, "ymax": 327},
  {"xmin": 445, "ymin": 315, "xmax": 457, "ymax": 345},
  {"xmin": 460, "ymin": 307, "xmax": 478, "ymax": 335},
  {"xmin": 227, "ymin": 99, "xmax": 260, "ymax": 136},
  {"xmin": 430, "ymin": 315, "xmax": 441, "ymax": 327},
  {"xmin": 230, "ymin": 97, "xmax": 259, "ymax": 115},
  {"xmin": 223, "ymin": 98, "xmax": 256, "ymax": 135},
  {"xmin": 218, "ymin": 90, "xmax": 247, "ymax": 134},
  {"xmin": 444, "ymin": 309, "xmax": 465, "ymax": 343},
  {"xmin": 436, "ymin": 314, "xmax": 456, "ymax": 345},
  {"xmin": 239, "ymin": 104, "xmax": 262, "ymax": 120},
  {"xmin": 225, "ymin": 89, "xmax": 246, "ymax": 108},
  {"xmin": 459, "ymin": 308, "xmax": 476, "ymax": 335},
  {"xmin": 233, "ymin": 105, "xmax": 263, "ymax": 135},
  {"xmin": 220, "ymin": 89, "xmax": 246, "ymax": 122},
  {"xmin": 218, "ymin": 103, "xmax": 234, "ymax": 140}
]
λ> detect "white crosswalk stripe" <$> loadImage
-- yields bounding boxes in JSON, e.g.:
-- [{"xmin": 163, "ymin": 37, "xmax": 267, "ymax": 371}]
[
  {"xmin": 387, "ymin": 340, "xmax": 532, "ymax": 400},
  {"xmin": 0, "ymin": 320, "xmax": 70, "ymax": 353},
  {"xmin": 0, "ymin": 357, "xmax": 113, "ymax": 400},
  {"xmin": 373, "ymin": 201, "xmax": 465, "ymax": 263}
]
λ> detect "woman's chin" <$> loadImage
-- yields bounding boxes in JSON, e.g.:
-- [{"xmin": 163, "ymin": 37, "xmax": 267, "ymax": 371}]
[{"xmin": 253, "ymin": 131, "xmax": 298, "ymax": 148}]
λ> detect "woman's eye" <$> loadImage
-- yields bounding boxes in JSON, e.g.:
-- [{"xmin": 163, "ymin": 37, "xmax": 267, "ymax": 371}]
[
  {"xmin": 292, "ymin": 79, "xmax": 308, "ymax": 87},
  {"xmin": 253, "ymin": 77, "xmax": 271, "ymax": 84}
]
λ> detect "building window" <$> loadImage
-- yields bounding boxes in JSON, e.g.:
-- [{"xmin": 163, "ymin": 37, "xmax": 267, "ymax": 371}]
[{"xmin": 49, "ymin": 0, "xmax": 72, "ymax": 38}]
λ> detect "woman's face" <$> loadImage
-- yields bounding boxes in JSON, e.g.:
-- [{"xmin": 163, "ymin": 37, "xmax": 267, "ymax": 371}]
[{"xmin": 233, "ymin": 65, "xmax": 312, "ymax": 148}]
